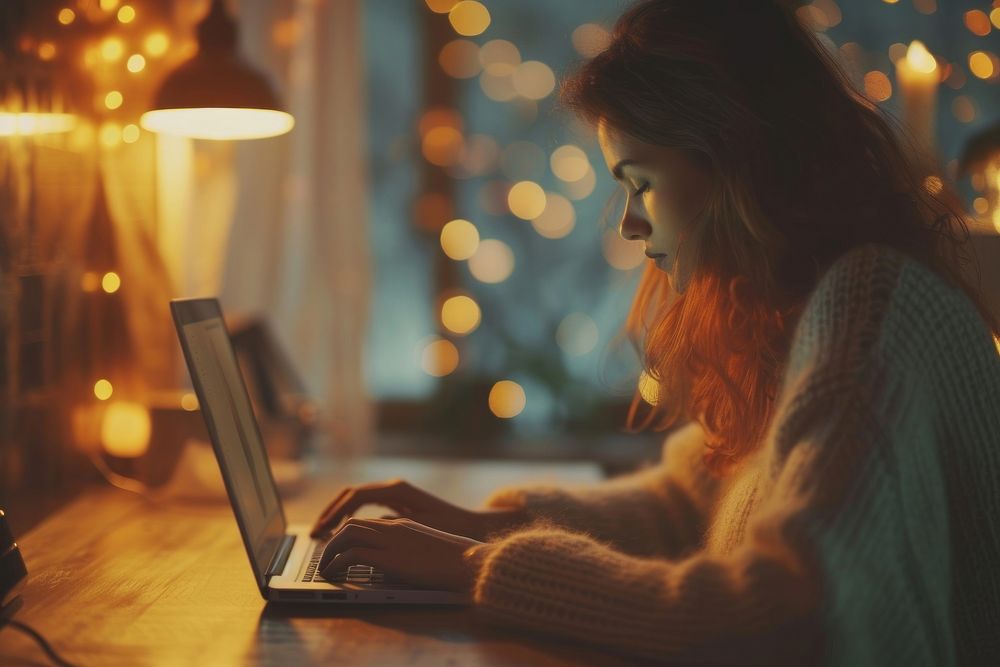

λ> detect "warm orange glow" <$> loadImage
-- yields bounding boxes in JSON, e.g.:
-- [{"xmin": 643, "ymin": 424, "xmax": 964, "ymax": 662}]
[
  {"xmin": 101, "ymin": 37, "xmax": 124, "ymax": 62},
  {"xmin": 507, "ymin": 180, "xmax": 546, "ymax": 219},
  {"xmin": 101, "ymin": 401, "xmax": 151, "ymax": 458},
  {"xmin": 37, "ymin": 41, "xmax": 56, "ymax": 61},
  {"xmin": 94, "ymin": 379, "xmax": 114, "ymax": 401},
  {"xmin": 479, "ymin": 40, "xmax": 520, "ymax": 68},
  {"xmin": 100, "ymin": 0, "xmax": 120, "ymax": 11},
  {"xmin": 426, "ymin": 0, "xmax": 459, "ymax": 12},
  {"xmin": 105, "ymin": 90, "xmax": 124, "ymax": 110},
  {"xmin": 81, "ymin": 271, "xmax": 100, "ymax": 292},
  {"xmin": 102, "ymin": 271, "xmax": 121, "ymax": 293},
  {"xmin": 922, "ymin": 175, "xmax": 943, "ymax": 195},
  {"xmin": 992, "ymin": 9, "xmax": 1000, "ymax": 30},
  {"xmin": 488, "ymin": 380, "xmax": 526, "ymax": 418},
  {"xmin": 140, "ymin": 108, "xmax": 295, "ymax": 140},
  {"xmin": 863, "ymin": 71, "xmax": 892, "ymax": 102},
  {"xmin": 117, "ymin": 4, "xmax": 136, "ymax": 23},
  {"xmin": 0, "ymin": 113, "xmax": 75, "ymax": 136},
  {"xmin": 144, "ymin": 32, "xmax": 170, "ymax": 57},
  {"xmin": 968, "ymin": 51, "xmax": 996, "ymax": 79},
  {"xmin": 965, "ymin": 10, "xmax": 992, "ymax": 36},
  {"xmin": 468, "ymin": 239, "xmax": 514, "ymax": 283},
  {"xmin": 449, "ymin": 1, "xmax": 490, "ymax": 37},
  {"xmin": 180, "ymin": 393, "xmax": 199, "ymax": 411},
  {"xmin": 421, "ymin": 338, "xmax": 460, "ymax": 377},
  {"xmin": 905, "ymin": 40, "xmax": 936, "ymax": 74},
  {"xmin": 440, "ymin": 219, "xmax": 480, "ymax": 260},
  {"xmin": 126, "ymin": 53, "xmax": 146, "ymax": 73},
  {"xmin": 441, "ymin": 295, "xmax": 481, "ymax": 335},
  {"xmin": 972, "ymin": 197, "xmax": 988, "ymax": 215},
  {"xmin": 58, "ymin": 8, "xmax": 76, "ymax": 25},
  {"xmin": 421, "ymin": 125, "xmax": 464, "ymax": 166}
]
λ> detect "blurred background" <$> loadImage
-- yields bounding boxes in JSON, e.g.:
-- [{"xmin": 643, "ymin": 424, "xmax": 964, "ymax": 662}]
[{"xmin": 2, "ymin": 0, "xmax": 999, "ymax": 531}]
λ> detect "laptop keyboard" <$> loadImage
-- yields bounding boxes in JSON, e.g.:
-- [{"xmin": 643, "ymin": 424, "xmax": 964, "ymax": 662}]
[{"xmin": 302, "ymin": 543, "xmax": 385, "ymax": 584}]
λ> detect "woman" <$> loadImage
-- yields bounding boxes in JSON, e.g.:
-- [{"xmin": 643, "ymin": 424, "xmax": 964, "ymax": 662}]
[{"xmin": 313, "ymin": 1, "xmax": 1000, "ymax": 663}]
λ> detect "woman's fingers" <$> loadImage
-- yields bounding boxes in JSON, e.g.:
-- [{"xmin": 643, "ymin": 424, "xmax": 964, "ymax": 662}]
[
  {"xmin": 310, "ymin": 479, "xmax": 413, "ymax": 538},
  {"xmin": 318, "ymin": 520, "xmax": 393, "ymax": 571}
]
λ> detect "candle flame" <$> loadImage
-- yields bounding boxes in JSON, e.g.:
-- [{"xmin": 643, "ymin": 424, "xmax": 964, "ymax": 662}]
[{"xmin": 906, "ymin": 40, "xmax": 937, "ymax": 74}]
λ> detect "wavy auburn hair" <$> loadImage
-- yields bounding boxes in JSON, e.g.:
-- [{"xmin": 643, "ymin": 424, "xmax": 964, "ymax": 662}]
[{"xmin": 560, "ymin": 0, "xmax": 999, "ymax": 478}]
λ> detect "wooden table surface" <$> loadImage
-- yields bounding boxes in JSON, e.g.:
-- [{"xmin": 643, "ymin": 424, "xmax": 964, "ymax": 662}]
[{"xmin": 0, "ymin": 453, "xmax": 652, "ymax": 667}]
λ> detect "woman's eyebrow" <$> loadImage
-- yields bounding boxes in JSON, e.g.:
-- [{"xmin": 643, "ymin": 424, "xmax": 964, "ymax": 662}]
[{"xmin": 611, "ymin": 159, "xmax": 639, "ymax": 181}]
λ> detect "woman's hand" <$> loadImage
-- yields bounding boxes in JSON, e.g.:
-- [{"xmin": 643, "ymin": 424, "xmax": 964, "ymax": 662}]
[
  {"xmin": 318, "ymin": 517, "xmax": 491, "ymax": 594},
  {"xmin": 309, "ymin": 478, "xmax": 527, "ymax": 541}
]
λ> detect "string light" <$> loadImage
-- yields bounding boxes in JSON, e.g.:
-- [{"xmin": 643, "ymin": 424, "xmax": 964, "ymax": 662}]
[
  {"xmin": 117, "ymin": 5, "xmax": 136, "ymax": 24},
  {"xmin": 94, "ymin": 379, "xmax": 114, "ymax": 401},
  {"xmin": 127, "ymin": 54, "xmax": 146, "ymax": 73},
  {"xmin": 102, "ymin": 272, "xmax": 121, "ymax": 293},
  {"xmin": 58, "ymin": 8, "xmax": 76, "ymax": 25},
  {"xmin": 104, "ymin": 91, "xmax": 123, "ymax": 110}
]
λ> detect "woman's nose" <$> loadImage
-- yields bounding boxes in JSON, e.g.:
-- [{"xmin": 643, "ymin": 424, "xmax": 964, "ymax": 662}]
[{"xmin": 618, "ymin": 206, "xmax": 651, "ymax": 242}]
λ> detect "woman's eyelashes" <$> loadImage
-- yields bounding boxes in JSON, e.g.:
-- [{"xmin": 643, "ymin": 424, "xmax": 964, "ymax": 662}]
[{"xmin": 631, "ymin": 182, "xmax": 650, "ymax": 197}]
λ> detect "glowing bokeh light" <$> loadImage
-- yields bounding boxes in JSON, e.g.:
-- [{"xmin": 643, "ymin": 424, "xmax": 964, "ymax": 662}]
[
  {"xmin": 101, "ymin": 402, "xmax": 151, "ymax": 458},
  {"xmin": 479, "ymin": 66, "xmax": 517, "ymax": 101},
  {"xmin": 556, "ymin": 313, "xmax": 599, "ymax": 356},
  {"xmin": 122, "ymin": 124, "xmax": 140, "ymax": 143},
  {"xmin": 99, "ymin": 122, "xmax": 122, "ymax": 148},
  {"xmin": 468, "ymin": 239, "xmax": 514, "ymax": 283},
  {"xmin": 550, "ymin": 144, "xmax": 590, "ymax": 182},
  {"xmin": 101, "ymin": 37, "xmax": 124, "ymax": 62},
  {"xmin": 140, "ymin": 109, "xmax": 295, "ymax": 140},
  {"xmin": 571, "ymin": 24, "xmax": 610, "ymax": 58},
  {"xmin": 602, "ymin": 230, "xmax": 645, "ymax": 270},
  {"xmin": 478, "ymin": 39, "xmax": 520, "ymax": 68},
  {"xmin": 422, "ymin": 125, "xmax": 464, "ymax": 166},
  {"xmin": 531, "ymin": 193, "xmax": 576, "ymax": 239},
  {"xmin": 449, "ymin": 1, "xmax": 490, "ymax": 37},
  {"xmin": 512, "ymin": 60, "xmax": 556, "ymax": 100},
  {"xmin": 102, "ymin": 272, "xmax": 121, "ymax": 293},
  {"xmin": 965, "ymin": 10, "xmax": 992, "ymax": 36},
  {"xmin": 0, "ymin": 113, "xmax": 75, "ymax": 136},
  {"xmin": 426, "ymin": 0, "xmax": 459, "ymax": 13},
  {"xmin": 507, "ymin": 180, "xmax": 546, "ymax": 219},
  {"xmin": 440, "ymin": 219, "xmax": 480, "ymax": 260},
  {"xmin": 441, "ymin": 295, "xmax": 481, "ymax": 335},
  {"xmin": 439, "ymin": 39, "xmax": 481, "ymax": 79},
  {"xmin": 562, "ymin": 166, "xmax": 596, "ymax": 200},
  {"xmin": 37, "ymin": 42, "xmax": 56, "ymax": 61},
  {"xmin": 922, "ymin": 175, "xmax": 943, "ymax": 195},
  {"xmin": 144, "ymin": 32, "xmax": 169, "ymax": 57},
  {"xmin": 968, "ymin": 51, "xmax": 996, "ymax": 79},
  {"xmin": 127, "ymin": 53, "xmax": 146, "ymax": 73},
  {"xmin": 489, "ymin": 380, "xmax": 526, "ymax": 418},
  {"xmin": 863, "ymin": 71, "xmax": 892, "ymax": 102},
  {"xmin": 459, "ymin": 134, "xmax": 500, "ymax": 175},
  {"xmin": 180, "ymin": 393, "xmax": 199, "ymax": 411},
  {"xmin": 58, "ymin": 8, "xmax": 76, "ymax": 25},
  {"xmin": 105, "ymin": 90, "xmax": 124, "ymax": 110},
  {"xmin": 94, "ymin": 379, "xmax": 114, "ymax": 401},
  {"xmin": 117, "ymin": 5, "xmax": 136, "ymax": 23},
  {"xmin": 421, "ymin": 338, "xmax": 460, "ymax": 377}
]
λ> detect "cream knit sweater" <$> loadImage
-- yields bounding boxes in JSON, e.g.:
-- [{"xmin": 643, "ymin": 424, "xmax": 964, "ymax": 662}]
[{"xmin": 469, "ymin": 243, "xmax": 1000, "ymax": 665}]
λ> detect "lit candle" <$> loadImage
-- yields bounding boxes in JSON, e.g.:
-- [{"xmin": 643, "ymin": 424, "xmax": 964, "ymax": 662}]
[{"xmin": 895, "ymin": 40, "xmax": 939, "ymax": 167}]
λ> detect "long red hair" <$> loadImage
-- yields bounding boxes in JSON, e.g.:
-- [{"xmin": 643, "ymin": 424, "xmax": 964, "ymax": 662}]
[{"xmin": 559, "ymin": 0, "xmax": 999, "ymax": 478}]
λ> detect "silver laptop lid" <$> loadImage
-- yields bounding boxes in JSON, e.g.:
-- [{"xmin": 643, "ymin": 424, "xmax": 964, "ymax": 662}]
[{"xmin": 171, "ymin": 298, "xmax": 287, "ymax": 595}]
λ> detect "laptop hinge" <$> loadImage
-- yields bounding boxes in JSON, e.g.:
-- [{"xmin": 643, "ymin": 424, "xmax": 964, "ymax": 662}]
[{"xmin": 265, "ymin": 534, "xmax": 297, "ymax": 578}]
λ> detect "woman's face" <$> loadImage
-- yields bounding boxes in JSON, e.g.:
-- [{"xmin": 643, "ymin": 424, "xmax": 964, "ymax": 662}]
[{"xmin": 597, "ymin": 118, "xmax": 714, "ymax": 293}]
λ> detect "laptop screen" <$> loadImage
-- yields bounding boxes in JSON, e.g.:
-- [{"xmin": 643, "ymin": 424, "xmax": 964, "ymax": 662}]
[{"xmin": 171, "ymin": 299, "xmax": 286, "ymax": 593}]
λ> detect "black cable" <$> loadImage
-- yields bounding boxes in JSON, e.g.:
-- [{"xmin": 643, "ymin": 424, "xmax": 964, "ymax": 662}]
[{"xmin": 0, "ymin": 618, "xmax": 80, "ymax": 667}]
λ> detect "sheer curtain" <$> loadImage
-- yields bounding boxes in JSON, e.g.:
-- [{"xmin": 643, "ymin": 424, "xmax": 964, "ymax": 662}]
[{"xmin": 220, "ymin": 0, "xmax": 374, "ymax": 457}]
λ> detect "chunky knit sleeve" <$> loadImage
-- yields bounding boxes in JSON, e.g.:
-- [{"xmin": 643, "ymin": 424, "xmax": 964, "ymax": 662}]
[
  {"xmin": 479, "ymin": 419, "xmax": 722, "ymax": 559},
  {"xmin": 467, "ymin": 243, "xmax": 998, "ymax": 664}
]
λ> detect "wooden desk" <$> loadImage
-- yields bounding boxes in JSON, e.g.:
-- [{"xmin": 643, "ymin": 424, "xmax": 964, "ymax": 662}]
[{"xmin": 0, "ymin": 455, "xmax": 649, "ymax": 666}]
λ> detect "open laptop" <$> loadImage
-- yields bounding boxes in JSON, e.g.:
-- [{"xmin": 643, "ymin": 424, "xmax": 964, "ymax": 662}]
[{"xmin": 170, "ymin": 297, "xmax": 470, "ymax": 605}]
